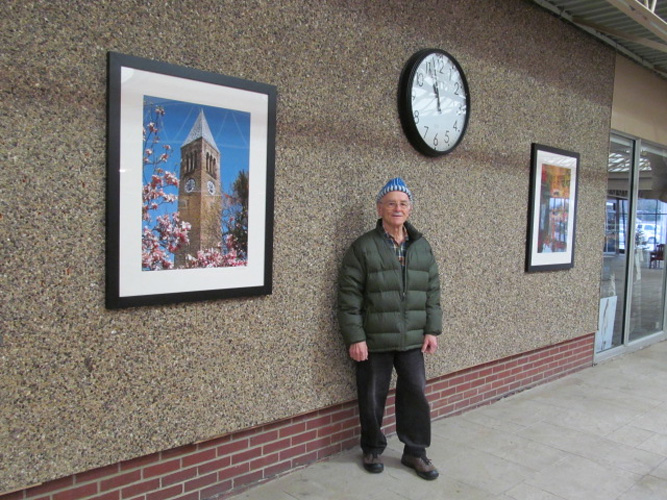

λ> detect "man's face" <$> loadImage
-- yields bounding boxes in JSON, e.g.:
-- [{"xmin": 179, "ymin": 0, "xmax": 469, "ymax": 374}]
[{"xmin": 377, "ymin": 191, "xmax": 412, "ymax": 229}]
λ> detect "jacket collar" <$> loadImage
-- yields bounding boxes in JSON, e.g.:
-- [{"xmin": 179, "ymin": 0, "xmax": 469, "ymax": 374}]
[{"xmin": 375, "ymin": 219, "xmax": 422, "ymax": 241}]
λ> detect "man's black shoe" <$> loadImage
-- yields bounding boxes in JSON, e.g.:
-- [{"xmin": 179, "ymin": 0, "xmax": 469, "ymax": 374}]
[
  {"xmin": 362, "ymin": 453, "xmax": 384, "ymax": 473},
  {"xmin": 401, "ymin": 454, "xmax": 439, "ymax": 480}
]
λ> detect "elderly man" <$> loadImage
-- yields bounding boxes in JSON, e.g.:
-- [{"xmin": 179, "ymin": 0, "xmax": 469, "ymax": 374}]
[{"xmin": 337, "ymin": 177, "xmax": 442, "ymax": 480}]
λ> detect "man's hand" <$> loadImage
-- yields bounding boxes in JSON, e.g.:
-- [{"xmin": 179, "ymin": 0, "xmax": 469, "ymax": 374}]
[
  {"xmin": 421, "ymin": 334, "xmax": 438, "ymax": 354},
  {"xmin": 349, "ymin": 341, "xmax": 369, "ymax": 362}
]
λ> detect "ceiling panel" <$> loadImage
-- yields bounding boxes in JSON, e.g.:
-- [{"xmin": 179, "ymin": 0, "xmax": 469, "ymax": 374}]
[{"xmin": 530, "ymin": 0, "xmax": 667, "ymax": 79}]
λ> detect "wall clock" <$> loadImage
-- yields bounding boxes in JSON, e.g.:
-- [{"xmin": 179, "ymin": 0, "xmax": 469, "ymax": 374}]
[{"xmin": 398, "ymin": 48, "xmax": 470, "ymax": 157}]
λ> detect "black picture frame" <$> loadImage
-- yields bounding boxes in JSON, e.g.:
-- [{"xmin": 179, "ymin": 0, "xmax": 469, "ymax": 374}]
[
  {"xmin": 526, "ymin": 143, "xmax": 580, "ymax": 272},
  {"xmin": 106, "ymin": 52, "xmax": 276, "ymax": 308}
]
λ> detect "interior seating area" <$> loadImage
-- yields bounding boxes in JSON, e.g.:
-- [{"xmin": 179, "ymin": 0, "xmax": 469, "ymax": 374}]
[{"xmin": 650, "ymin": 243, "xmax": 664, "ymax": 268}]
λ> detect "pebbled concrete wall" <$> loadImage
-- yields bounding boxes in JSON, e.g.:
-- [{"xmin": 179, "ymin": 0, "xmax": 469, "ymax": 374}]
[{"xmin": 0, "ymin": 0, "xmax": 614, "ymax": 492}]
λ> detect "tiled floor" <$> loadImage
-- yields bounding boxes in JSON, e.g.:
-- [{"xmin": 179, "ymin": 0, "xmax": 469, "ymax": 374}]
[{"xmin": 231, "ymin": 340, "xmax": 667, "ymax": 499}]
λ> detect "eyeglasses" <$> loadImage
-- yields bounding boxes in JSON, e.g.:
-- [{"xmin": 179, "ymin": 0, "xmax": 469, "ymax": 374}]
[{"xmin": 382, "ymin": 201, "xmax": 411, "ymax": 209}]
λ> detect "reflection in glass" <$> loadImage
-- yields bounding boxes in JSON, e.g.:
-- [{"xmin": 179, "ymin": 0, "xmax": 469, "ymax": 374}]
[
  {"xmin": 629, "ymin": 143, "xmax": 667, "ymax": 342},
  {"xmin": 599, "ymin": 136, "xmax": 667, "ymax": 353},
  {"xmin": 598, "ymin": 135, "xmax": 631, "ymax": 352}
]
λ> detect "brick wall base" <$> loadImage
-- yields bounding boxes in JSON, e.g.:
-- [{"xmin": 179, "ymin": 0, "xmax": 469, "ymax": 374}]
[{"xmin": 2, "ymin": 333, "xmax": 594, "ymax": 500}]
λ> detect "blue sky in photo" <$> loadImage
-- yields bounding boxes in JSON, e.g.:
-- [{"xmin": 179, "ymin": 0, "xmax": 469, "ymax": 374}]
[{"xmin": 142, "ymin": 95, "xmax": 250, "ymax": 220}]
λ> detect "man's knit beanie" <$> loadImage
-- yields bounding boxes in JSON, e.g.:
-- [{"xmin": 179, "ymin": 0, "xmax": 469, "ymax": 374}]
[{"xmin": 376, "ymin": 177, "xmax": 413, "ymax": 203}]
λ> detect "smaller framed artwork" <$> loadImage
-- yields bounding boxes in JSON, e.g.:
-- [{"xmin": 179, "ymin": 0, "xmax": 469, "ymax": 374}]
[
  {"xmin": 526, "ymin": 143, "xmax": 580, "ymax": 272},
  {"xmin": 106, "ymin": 52, "xmax": 276, "ymax": 308}
]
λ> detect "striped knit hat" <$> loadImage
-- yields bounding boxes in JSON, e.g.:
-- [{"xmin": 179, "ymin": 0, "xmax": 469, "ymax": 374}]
[{"xmin": 376, "ymin": 177, "xmax": 413, "ymax": 203}]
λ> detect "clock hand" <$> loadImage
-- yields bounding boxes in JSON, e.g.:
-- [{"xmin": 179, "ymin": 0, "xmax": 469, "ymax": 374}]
[
  {"xmin": 434, "ymin": 83, "xmax": 441, "ymax": 113},
  {"xmin": 431, "ymin": 66, "xmax": 442, "ymax": 113}
]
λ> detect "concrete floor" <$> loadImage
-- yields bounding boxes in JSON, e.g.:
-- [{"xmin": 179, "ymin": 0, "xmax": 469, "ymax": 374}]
[{"xmin": 231, "ymin": 340, "xmax": 667, "ymax": 500}]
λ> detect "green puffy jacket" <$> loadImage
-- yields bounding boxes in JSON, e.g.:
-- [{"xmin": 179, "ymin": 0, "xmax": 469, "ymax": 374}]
[{"xmin": 337, "ymin": 219, "xmax": 442, "ymax": 352}]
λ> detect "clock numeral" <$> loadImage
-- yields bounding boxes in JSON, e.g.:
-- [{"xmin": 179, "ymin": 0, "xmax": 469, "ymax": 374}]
[
  {"xmin": 413, "ymin": 110, "xmax": 420, "ymax": 124},
  {"xmin": 416, "ymin": 72, "xmax": 425, "ymax": 87},
  {"xmin": 432, "ymin": 133, "xmax": 439, "ymax": 148},
  {"xmin": 449, "ymin": 65, "xmax": 458, "ymax": 81},
  {"xmin": 421, "ymin": 125, "xmax": 429, "ymax": 139},
  {"xmin": 453, "ymin": 120, "xmax": 459, "ymax": 132},
  {"xmin": 437, "ymin": 57, "xmax": 446, "ymax": 75}
]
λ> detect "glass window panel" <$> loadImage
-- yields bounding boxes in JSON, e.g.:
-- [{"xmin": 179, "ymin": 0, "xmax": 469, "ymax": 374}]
[
  {"xmin": 629, "ymin": 143, "xmax": 667, "ymax": 342},
  {"xmin": 598, "ymin": 135, "xmax": 632, "ymax": 352}
]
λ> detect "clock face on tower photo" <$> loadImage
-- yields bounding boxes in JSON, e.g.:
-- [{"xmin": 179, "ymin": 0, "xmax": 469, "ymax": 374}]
[{"xmin": 142, "ymin": 96, "xmax": 250, "ymax": 271}]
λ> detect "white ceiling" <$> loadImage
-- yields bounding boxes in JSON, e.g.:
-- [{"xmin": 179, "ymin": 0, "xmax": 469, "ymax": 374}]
[{"xmin": 529, "ymin": 0, "xmax": 667, "ymax": 79}]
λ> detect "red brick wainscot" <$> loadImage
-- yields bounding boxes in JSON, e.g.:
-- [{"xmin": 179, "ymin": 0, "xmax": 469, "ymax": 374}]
[{"xmin": 1, "ymin": 333, "xmax": 594, "ymax": 500}]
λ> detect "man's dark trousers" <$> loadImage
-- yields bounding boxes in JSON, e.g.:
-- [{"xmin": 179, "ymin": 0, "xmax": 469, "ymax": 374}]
[{"xmin": 356, "ymin": 348, "xmax": 431, "ymax": 457}]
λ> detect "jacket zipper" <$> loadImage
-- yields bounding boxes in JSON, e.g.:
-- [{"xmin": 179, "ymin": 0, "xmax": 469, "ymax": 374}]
[
  {"xmin": 400, "ymin": 247, "xmax": 410, "ymax": 350},
  {"xmin": 402, "ymin": 250, "xmax": 408, "ymax": 301}
]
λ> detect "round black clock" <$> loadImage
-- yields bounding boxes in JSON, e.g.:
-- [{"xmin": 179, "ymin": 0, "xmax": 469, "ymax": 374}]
[{"xmin": 398, "ymin": 48, "xmax": 470, "ymax": 157}]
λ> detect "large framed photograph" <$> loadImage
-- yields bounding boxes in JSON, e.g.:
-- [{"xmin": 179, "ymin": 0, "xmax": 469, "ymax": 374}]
[
  {"xmin": 526, "ymin": 143, "xmax": 580, "ymax": 272},
  {"xmin": 106, "ymin": 52, "xmax": 276, "ymax": 308}
]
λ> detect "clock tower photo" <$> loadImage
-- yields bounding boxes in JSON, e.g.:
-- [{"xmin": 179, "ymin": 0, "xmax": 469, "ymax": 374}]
[{"xmin": 174, "ymin": 109, "xmax": 223, "ymax": 267}]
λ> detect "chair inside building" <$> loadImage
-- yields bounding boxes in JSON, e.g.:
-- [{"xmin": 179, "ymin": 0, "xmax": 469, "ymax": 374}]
[{"xmin": 650, "ymin": 244, "xmax": 664, "ymax": 268}]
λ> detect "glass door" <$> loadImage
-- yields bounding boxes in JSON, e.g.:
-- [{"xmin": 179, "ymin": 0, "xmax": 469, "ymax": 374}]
[
  {"xmin": 598, "ymin": 134, "xmax": 667, "ymax": 354},
  {"xmin": 598, "ymin": 135, "xmax": 632, "ymax": 352},
  {"xmin": 629, "ymin": 143, "xmax": 667, "ymax": 342}
]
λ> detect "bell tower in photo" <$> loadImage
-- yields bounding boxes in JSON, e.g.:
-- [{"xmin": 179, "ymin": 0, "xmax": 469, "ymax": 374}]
[{"xmin": 174, "ymin": 109, "xmax": 223, "ymax": 267}]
